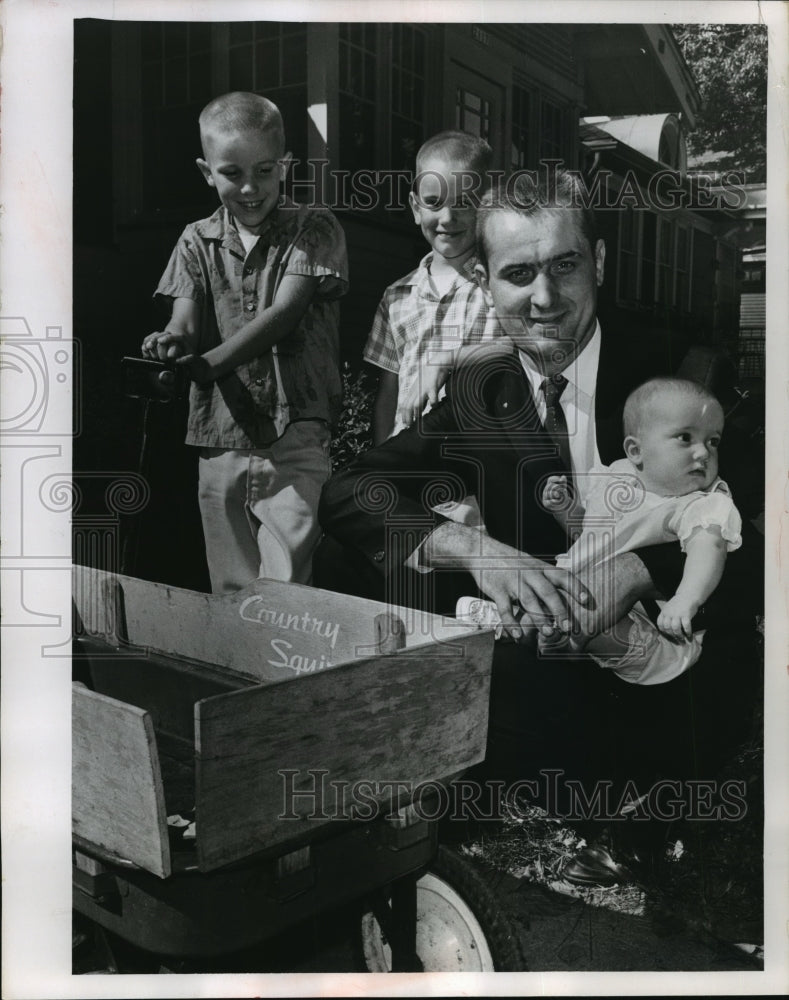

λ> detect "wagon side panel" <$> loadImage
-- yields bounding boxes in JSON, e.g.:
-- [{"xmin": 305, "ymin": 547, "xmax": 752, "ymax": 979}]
[
  {"xmin": 72, "ymin": 683, "xmax": 172, "ymax": 878},
  {"xmin": 193, "ymin": 631, "xmax": 494, "ymax": 871},
  {"xmin": 73, "ymin": 566, "xmax": 474, "ymax": 684}
]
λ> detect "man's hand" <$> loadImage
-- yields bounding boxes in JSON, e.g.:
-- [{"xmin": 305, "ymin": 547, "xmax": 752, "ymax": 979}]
[
  {"xmin": 472, "ymin": 542, "xmax": 590, "ymax": 641},
  {"xmin": 424, "ymin": 523, "xmax": 591, "ymax": 642},
  {"xmin": 657, "ymin": 594, "xmax": 699, "ymax": 641}
]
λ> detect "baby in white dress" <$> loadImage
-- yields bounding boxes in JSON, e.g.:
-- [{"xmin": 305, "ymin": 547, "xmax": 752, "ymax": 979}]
[{"xmin": 542, "ymin": 377, "xmax": 741, "ymax": 685}]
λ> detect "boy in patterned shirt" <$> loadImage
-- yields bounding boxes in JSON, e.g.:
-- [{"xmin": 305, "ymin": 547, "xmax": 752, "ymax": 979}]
[
  {"xmin": 364, "ymin": 131, "xmax": 503, "ymax": 445},
  {"xmin": 142, "ymin": 92, "xmax": 348, "ymax": 594}
]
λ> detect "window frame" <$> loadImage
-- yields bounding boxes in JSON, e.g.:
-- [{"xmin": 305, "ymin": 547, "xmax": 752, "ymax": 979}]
[
  {"xmin": 509, "ymin": 76, "xmax": 575, "ymax": 171},
  {"xmin": 113, "ymin": 21, "xmax": 312, "ymax": 231},
  {"xmin": 615, "ymin": 205, "xmax": 696, "ymax": 314}
]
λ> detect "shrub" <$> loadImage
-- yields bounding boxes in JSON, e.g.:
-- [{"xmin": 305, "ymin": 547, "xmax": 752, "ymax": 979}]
[{"xmin": 331, "ymin": 363, "xmax": 375, "ymax": 472}]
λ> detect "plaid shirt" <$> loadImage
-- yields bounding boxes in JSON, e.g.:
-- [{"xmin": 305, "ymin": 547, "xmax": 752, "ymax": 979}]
[
  {"xmin": 156, "ymin": 201, "xmax": 348, "ymax": 448},
  {"xmin": 364, "ymin": 252, "xmax": 504, "ymax": 434}
]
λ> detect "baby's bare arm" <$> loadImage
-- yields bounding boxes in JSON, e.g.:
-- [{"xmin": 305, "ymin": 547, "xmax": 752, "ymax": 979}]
[{"xmin": 657, "ymin": 527, "xmax": 727, "ymax": 640}]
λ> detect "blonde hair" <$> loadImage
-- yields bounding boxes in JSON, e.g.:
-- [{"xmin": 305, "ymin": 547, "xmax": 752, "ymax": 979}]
[
  {"xmin": 623, "ymin": 377, "xmax": 721, "ymax": 437},
  {"xmin": 199, "ymin": 92, "xmax": 285, "ymax": 154},
  {"xmin": 416, "ymin": 130, "xmax": 493, "ymax": 176}
]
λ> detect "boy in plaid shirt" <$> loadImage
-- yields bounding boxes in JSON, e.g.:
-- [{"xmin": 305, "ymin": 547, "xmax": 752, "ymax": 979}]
[{"xmin": 364, "ymin": 131, "xmax": 503, "ymax": 444}]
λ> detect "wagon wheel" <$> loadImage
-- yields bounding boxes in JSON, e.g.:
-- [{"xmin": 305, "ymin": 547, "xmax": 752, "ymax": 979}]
[{"xmin": 359, "ymin": 845, "xmax": 527, "ymax": 972}]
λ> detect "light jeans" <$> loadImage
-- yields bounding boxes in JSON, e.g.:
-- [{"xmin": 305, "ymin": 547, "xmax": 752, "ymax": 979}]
[{"xmin": 197, "ymin": 420, "xmax": 332, "ymax": 594}]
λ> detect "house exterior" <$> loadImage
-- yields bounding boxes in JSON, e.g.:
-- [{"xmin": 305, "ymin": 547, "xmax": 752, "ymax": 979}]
[
  {"xmin": 72, "ymin": 18, "xmax": 753, "ymax": 588},
  {"xmin": 76, "ymin": 19, "xmax": 733, "ymax": 367},
  {"xmin": 577, "ymin": 114, "xmax": 744, "ymax": 350},
  {"xmin": 732, "ymin": 184, "xmax": 767, "ymax": 387}
]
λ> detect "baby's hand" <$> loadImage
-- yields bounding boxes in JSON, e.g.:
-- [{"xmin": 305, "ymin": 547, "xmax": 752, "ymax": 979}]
[
  {"xmin": 141, "ymin": 329, "xmax": 188, "ymax": 362},
  {"xmin": 542, "ymin": 474, "xmax": 570, "ymax": 511},
  {"xmin": 396, "ymin": 349, "xmax": 454, "ymax": 428},
  {"xmin": 657, "ymin": 595, "xmax": 699, "ymax": 642}
]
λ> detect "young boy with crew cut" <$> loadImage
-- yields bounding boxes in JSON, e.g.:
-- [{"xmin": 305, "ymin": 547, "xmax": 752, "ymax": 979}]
[
  {"xmin": 142, "ymin": 91, "xmax": 348, "ymax": 594},
  {"xmin": 364, "ymin": 130, "xmax": 504, "ymax": 445}
]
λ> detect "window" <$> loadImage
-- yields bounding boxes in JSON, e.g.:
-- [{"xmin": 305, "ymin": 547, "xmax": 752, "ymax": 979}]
[
  {"xmin": 225, "ymin": 22, "xmax": 308, "ymax": 192},
  {"xmin": 140, "ymin": 23, "xmax": 214, "ymax": 214},
  {"xmin": 741, "ymin": 262, "xmax": 766, "ymax": 291},
  {"xmin": 540, "ymin": 97, "xmax": 565, "ymax": 162},
  {"xmin": 674, "ymin": 224, "xmax": 691, "ymax": 312},
  {"xmin": 136, "ymin": 22, "xmax": 308, "ymax": 219},
  {"xmin": 123, "ymin": 22, "xmax": 433, "ymax": 222},
  {"xmin": 510, "ymin": 84, "xmax": 533, "ymax": 169},
  {"xmin": 456, "ymin": 87, "xmax": 492, "ymax": 141},
  {"xmin": 737, "ymin": 330, "xmax": 765, "ymax": 379},
  {"xmin": 227, "ymin": 21, "xmax": 307, "ymax": 91},
  {"xmin": 510, "ymin": 81, "xmax": 573, "ymax": 169},
  {"xmin": 656, "ymin": 218, "xmax": 674, "ymax": 305},
  {"xmin": 617, "ymin": 209, "xmax": 694, "ymax": 313},
  {"xmin": 617, "ymin": 206, "xmax": 640, "ymax": 303},
  {"xmin": 338, "ymin": 23, "xmax": 429, "ymax": 177},
  {"xmin": 339, "ymin": 23, "xmax": 378, "ymax": 173},
  {"xmin": 640, "ymin": 212, "xmax": 657, "ymax": 306},
  {"xmin": 691, "ymin": 229, "xmax": 715, "ymax": 326},
  {"xmin": 391, "ymin": 24, "xmax": 426, "ymax": 170}
]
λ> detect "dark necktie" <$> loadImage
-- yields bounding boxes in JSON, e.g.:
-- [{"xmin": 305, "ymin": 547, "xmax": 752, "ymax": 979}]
[{"xmin": 540, "ymin": 373, "xmax": 573, "ymax": 474}]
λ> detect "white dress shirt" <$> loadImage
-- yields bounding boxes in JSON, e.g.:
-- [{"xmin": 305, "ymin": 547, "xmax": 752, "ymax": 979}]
[
  {"xmin": 519, "ymin": 321, "xmax": 603, "ymax": 476},
  {"xmin": 408, "ymin": 322, "xmax": 605, "ymax": 572}
]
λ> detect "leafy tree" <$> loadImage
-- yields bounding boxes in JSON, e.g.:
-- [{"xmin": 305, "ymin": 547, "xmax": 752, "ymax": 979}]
[{"xmin": 672, "ymin": 24, "xmax": 767, "ymax": 183}]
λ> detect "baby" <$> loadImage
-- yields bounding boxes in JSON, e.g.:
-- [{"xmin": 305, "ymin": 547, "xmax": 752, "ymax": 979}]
[{"xmin": 541, "ymin": 376, "xmax": 742, "ymax": 684}]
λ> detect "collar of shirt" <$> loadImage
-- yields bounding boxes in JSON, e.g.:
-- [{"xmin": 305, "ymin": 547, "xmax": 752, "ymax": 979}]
[
  {"xmin": 518, "ymin": 321, "xmax": 602, "ymax": 406},
  {"xmin": 406, "ymin": 251, "xmax": 479, "ymax": 300},
  {"xmin": 519, "ymin": 321, "xmax": 602, "ymax": 475},
  {"xmin": 193, "ymin": 204, "xmax": 291, "ymax": 254}
]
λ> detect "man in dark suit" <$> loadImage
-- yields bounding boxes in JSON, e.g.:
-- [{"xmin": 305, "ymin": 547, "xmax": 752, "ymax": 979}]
[{"xmin": 317, "ymin": 170, "xmax": 761, "ymax": 884}]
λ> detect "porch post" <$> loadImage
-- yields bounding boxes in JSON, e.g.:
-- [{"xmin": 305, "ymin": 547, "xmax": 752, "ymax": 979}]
[{"xmin": 306, "ymin": 23, "xmax": 340, "ymax": 205}]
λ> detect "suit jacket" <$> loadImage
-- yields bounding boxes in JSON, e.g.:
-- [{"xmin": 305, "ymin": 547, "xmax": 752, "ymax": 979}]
[{"xmin": 319, "ymin": 327, "xmax": 682, "ymax": 578}]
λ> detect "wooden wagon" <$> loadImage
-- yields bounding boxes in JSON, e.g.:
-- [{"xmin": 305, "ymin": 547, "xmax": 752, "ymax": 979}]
[{"xmin": 71, "ymin": 565, "xmax": 525, "ymax": 972}]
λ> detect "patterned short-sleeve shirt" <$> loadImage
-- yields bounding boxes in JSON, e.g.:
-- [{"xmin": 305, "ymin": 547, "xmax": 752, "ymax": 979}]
[
  {"xmin": 155, "ymin": 200, "xmax": 348, "ymax": 448},
  {"xmin": 363, "ymin": 252, "xmax": 504, "ymax": 435}
]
